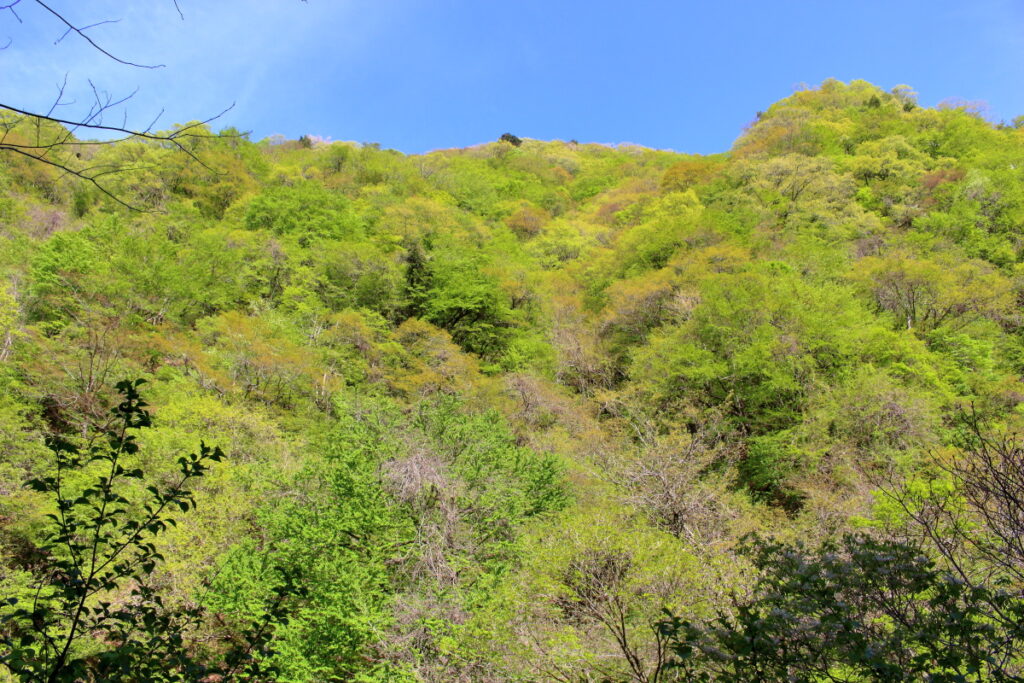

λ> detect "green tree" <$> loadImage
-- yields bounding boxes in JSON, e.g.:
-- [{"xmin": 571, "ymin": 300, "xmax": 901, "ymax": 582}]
[
  {"xmin": 660, "ymin": 534, "xmax": 1024, "ymax": 681},
  {"xmin": 0, "ymin": 380, "xmax": 290, "ymax": 682}
]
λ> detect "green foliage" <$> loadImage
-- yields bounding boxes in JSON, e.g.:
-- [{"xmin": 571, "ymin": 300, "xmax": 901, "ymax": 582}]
[
  {"xmin": 499, "ymin": 133, "xmax": 523, "ymax": 147},
  {"xmin": 631, "ymin": 267, "xmax": 879, "ymax": 435},
  {"xmin": 739, "ymin": 431, "xmax": 801, "ymax": 507},
  {"xmin": 416, "ymin": 398, "xmax": 570, "ymax": 526},
  {"xmin": 27, "ymin": 230, "xmax": 99, "ymax": 323},
  {"xmin": 0, "ymin": 380, "xmax": 290, "ymax": 682},
  {"xmin": 309, "ymin": 239, "xmax": 406, "ymax": 319},
  {"xmin": 195, "ymin": 394, "xmax": 567, "ymax": 681},
  {"xmin": 660, "ymin": 534, "xmax": 1024, "ymax": 681},
  {"xmin": 205, "ymin": 408, "xmax": 403, "ymax": 681},
  {"xmin": 4, "ymin": 80, "xmax": 1024, "ymax": 679},
  {"xmin": 244, "ymin": 182, "xmax": 363, "ymax": 240},
  {"xmin": 409, "ymin": 244, "xmax": 517, "ymax": 357}
]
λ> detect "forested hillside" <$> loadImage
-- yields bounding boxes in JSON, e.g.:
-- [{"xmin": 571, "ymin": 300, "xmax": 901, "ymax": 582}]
[{"xmin": 3, "ymin": 79, "xmax": 1024, "ymax": 680}]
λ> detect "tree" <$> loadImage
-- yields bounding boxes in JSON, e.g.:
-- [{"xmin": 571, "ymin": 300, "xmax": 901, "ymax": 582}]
[
  {"xmin": 659, "ymin": 534, "xmax": 1024, "ymax": 681},
  {"xmin": 659, "ymin": 410, "xmax": 1024, "ymax": 680},
  {"xmin": 499, "ymin": 133, "xmax": 523, "ymax": 147},
  {"xmin": 407, "ymin": 246, "xmax": 517, "ymax": 357},
  {"xmin": 850, "ymin": 252, "xmax": 1014, "ymax": 332},
  {"xmin": 884, "ymin": 409, "xmax": 1024, "ymax": 589},
  {"xmin": 0, "ymin": 379, "xmax": 295, "ymax": 681}
]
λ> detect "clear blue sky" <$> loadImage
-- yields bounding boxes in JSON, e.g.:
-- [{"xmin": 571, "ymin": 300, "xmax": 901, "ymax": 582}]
[{"xmin": 3, "ymin": 0, "xmax": 1023, "ymax": 154}]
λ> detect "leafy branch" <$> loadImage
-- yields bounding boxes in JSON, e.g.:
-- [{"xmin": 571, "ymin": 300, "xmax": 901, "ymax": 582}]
[{"xmin": 0, "ymin": 379, "xmax": 294, "ymax": 682}]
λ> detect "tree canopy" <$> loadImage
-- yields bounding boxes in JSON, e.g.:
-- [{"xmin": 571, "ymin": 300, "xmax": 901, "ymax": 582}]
[{"xmin": 2, "ymin": 79, "xmax": 1024, "ymax": 679}]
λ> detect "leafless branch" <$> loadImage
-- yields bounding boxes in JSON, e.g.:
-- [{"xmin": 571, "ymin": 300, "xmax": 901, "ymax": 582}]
[
  {"xmin": 54, "ymin": 18, "xmax": 120, "ymax": 47},
  {"xmin": 0, "ymin": 1, "xmax": 259, "ymax": 211},
  {"xmin": 1, "ymin": 77, "xmax": 236, "ymax": 210},
  {"xmin": 3, "ymin": 145, "xmax": 145, "ymax": 211},
  {"xmin": 0, "ymin": 0, "xmax": 20, "ymax": 46},
  {"xmin": 1, "ymin": 0, "xmax": 23, "ymax": 22},
  {"xmin": 31, "ymin": 0, "xmax": 164, "ymax": 68},
  {"xmin": 44, "ymin": 73, "xmax": 69, "ymax": 117},
  {"xmin": 870, "ymin": 406, "xmax": 1024, "ymax": 638}
]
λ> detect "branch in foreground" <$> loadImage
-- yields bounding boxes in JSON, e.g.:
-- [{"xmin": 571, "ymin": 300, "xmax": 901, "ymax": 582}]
[
  {"xmin": 0, "ymin": 1, "xmax": 242, "ymax": 211},
  {"xmin": 31, "ymin": 0, "xmax": 164, "ymax": 68},
  {"xmin": 0, "ymin": 87, "xmax": 237, "ymax": 211}
]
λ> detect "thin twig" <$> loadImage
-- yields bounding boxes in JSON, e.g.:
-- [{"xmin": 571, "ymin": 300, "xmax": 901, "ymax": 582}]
[{"xmin": 30, "ymin": 0, "xmax": 164, "ymax": 68}]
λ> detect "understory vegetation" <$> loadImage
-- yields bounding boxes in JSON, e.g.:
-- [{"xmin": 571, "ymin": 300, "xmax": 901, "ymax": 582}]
[{"xmin": 2, "ymin": 79, "xmax": 1024, "ymax": 680}]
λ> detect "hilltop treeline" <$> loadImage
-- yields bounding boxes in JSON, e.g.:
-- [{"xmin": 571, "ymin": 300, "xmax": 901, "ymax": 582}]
[{"xmin": 2, "ymin": 79, "xmax": 1024, "ymax": 680}]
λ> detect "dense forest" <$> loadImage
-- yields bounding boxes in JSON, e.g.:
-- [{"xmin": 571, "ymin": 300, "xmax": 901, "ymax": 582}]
[{"xmin": 2, "ymin": 78, "xmax": 1024, "ymax": 680}]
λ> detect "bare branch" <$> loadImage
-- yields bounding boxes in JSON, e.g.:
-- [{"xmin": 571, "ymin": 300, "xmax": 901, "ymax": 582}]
[
  {"xmin": 44, "ymin": 73, "xmax": 69, "ymax": 118},
  {"xmin": 0, "ymin": 1, "xmax": 253, "ymax": 211},
  {"xmin": 30, "ymin": 0, "xmax": 164, "ymax": 69},
  {"xmin": 54, "ymin": 18, "xmax": 119, "ymax": 47},
  {"xmin": 1, "ymin": 144, "xmax": 146, "ymax": 211},
  {"xmin": 0, "ymin": 0, "xmax": 22, "ymax": 22},
  {"xmin": 0, "ymin": 100, "xmax": 234, "ymax": 144}
]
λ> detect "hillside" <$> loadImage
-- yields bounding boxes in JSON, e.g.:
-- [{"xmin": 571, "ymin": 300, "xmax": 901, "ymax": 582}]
[{"xmin": 3, "ymin": 78, "xmax": 1024, "ymax": 680}]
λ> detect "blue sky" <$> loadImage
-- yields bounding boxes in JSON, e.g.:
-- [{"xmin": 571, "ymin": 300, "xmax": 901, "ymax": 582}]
[{"xmin": 3, "ymin": 0, "xmax": 1023, "ymax": 155}]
